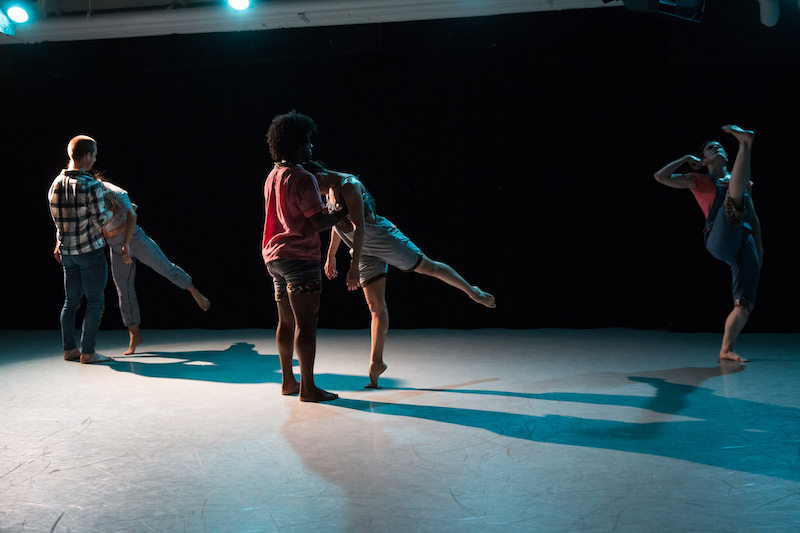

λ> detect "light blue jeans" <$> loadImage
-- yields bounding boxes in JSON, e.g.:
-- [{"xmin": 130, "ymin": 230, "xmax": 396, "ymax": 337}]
[{"xmin": 60, "ymin": 248, "xmax": 108, "ymax": 354}]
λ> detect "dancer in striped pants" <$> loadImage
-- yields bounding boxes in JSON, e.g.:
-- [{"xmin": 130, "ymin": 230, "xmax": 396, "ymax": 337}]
[{"xmin": 100, "ymin": 179, "xmax": 211, "ymax": 354}]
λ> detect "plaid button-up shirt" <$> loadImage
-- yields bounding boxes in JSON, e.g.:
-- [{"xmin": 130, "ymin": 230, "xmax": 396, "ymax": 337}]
[{"xmin": 48, "ymin": 170, "xmax": 108, "ymax": 255}]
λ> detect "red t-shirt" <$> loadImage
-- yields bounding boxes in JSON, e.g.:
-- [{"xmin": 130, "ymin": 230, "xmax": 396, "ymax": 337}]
[
  {"xmin": 689, "ymin": 173, "xmax": 753, "ymax": 219},
  {"xmin": 262, "ymin": 165, "xmax": 325, "ymax": 264}
]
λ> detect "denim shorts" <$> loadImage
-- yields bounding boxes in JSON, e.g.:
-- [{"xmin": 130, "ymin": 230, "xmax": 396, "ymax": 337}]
[{"xmin": 267, "ymin": 259, "xmax": 322, "ymax": 301}]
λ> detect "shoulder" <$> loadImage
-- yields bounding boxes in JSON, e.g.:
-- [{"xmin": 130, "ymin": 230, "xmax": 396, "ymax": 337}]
[
  {"xmin": 101, "ymin": 180, "xmax": 127, "ymax": 194},
  {"xmin": 285, "ymin": 165, "xmax": 316, "ymax": 183},
  {"xmin": 688, "ymin": 172, "xmax": 714, "ymax": 190},
  {"xmin": 341, "ymin": 176, "xmax": 363, "ymax": 191},
  {"xmin": 340, "ymin": 177, "xmax": 365, "ymax": 201},
  {"xmin": 83, "ymin": 176, "xmax": 105, "ymax": 193}
]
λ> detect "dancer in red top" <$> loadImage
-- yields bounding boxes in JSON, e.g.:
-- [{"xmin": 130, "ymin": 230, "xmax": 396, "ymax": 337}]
[
  {"xmin": 654, "ymin": 125, "xmax": 763, "ymax": 362},
  {"xmin": 262, "ymin": 111, "xmax": 347, "ymax": 402}
]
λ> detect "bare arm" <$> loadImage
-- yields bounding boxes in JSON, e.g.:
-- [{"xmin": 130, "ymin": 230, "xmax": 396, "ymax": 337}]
[
  {"xmin": 339, "ymin": 180, "xmax": 365, "ymax": 291},
  {"xmin": 119, "ymin": 208, "xmax": 138, "ymax": 264},
  {"xmin": 307, "ymin": 207, "xmax": 348, "ymax": 233},
  {"xmin": 325, "ymin": 230, "xmax": 342, "ymax": 280},
  {"xmin": 654, "ymin": 155, "xmax": 702, "ymax": 189}
]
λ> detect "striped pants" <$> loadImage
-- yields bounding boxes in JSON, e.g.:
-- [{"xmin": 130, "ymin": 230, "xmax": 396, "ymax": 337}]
[{"xmin": 107, "ymin": 226, "xmax": 192, "ymax": 326}]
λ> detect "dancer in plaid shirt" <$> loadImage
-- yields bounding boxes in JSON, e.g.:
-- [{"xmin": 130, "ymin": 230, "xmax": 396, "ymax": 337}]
[{"xmin": 48, "ymin": 135, "xmax": 113, "ymax": 364}]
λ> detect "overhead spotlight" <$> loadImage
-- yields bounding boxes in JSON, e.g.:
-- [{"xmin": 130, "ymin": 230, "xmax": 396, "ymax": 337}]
[
  {"xmin": 5, "ymin": 3, "xmax": 31, "ymax": 23},
  {"xmin": 228, "ymin": 0, "xmax": 251, "ymax": 10}
]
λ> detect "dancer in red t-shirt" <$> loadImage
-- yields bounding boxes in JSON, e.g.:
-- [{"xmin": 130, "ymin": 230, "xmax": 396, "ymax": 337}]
[{"xmin": 654, "ymin": 125, "xmax": 763, "ymax": 362}]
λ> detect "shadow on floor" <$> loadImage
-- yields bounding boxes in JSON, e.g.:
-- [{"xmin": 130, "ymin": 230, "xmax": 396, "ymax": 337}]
[{"xmin": 106, "ymin": 341, "xmax": 400, "ymax": 390}]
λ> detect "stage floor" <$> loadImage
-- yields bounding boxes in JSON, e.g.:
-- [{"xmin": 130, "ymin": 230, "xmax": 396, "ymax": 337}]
[{"xmin": 1, "ymin": 328, "xmax": 798, "ymax": 533}]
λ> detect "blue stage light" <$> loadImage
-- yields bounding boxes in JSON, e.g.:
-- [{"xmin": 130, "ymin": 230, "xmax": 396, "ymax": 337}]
[
  {"xmin": 6, "ymin": 4, "xmax": 30, "ymax": 23},
  {"xmin": 228, "ymin": 0, "xmax": 250, "ymax": 11}
]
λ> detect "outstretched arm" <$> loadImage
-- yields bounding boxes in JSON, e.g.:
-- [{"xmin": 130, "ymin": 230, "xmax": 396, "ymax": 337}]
[{"xmin": 654, "ymin": 155, "xmax": 702, "ymax": 189}]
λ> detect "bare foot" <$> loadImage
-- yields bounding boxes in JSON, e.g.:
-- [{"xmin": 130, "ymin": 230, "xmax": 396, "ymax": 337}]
[
  {"xmin": 722, "ymin": 125, "xmax": 754, "ymax": 145},
  {"xmin": 189, "ymin": 286, "xmax": 211, "ymax": 311},
  {"xmin": 719, "ymin": 351, "xmax": 749, "ymax": 363},
  {"xmin": 472, "ymin": 286, "xmax": 496, "ymax": 308},
  {"xmin": 124, "ymin": 331, "xmax": 143, "ymax": 355},
  {"xmin": 366, "ymin": 361, "xmax": 388, "ymax": 389},
  {"xmin": 282, "ymin": 380, "xmax": 301, "ymax": 396},
  {"xmin": 64, "ymin": 348, "xmax": 81, "ymax": 361},
  {"xmin": 299, "ymin": 388, "xmax": 339, "ymax": 403},
  {"xmin": 80, "ymin": 352, "xmax": 115, "ymax": 364}
]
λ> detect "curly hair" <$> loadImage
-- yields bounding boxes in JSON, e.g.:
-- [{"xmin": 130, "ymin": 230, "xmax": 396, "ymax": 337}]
[{"xmin": 266, "ymin": 110, "xmax": 318, "ymax": 162}]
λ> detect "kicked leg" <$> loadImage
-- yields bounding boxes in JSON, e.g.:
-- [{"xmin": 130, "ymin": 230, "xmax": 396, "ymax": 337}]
[
  {"xmin": 722, "ymin": 125, "xmax": 754, "ymax": 208},
  {"xmin": 414, "ymin": 255, "xmax": 496, "ymax": 308}
]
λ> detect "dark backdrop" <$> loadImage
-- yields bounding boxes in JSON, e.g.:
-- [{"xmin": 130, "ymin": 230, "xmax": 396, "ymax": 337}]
[{"xmin": 3, "ymin": 1, "xmax": 798, "ymax": 332}]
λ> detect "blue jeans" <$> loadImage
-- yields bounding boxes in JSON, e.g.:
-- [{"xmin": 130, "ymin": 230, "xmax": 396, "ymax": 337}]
[{"xmin": 60, "ymin": 248, "xmax": 108, "ymax": 354}]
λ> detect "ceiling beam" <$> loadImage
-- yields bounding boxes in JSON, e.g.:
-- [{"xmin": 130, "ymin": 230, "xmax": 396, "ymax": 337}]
[{"xmin": 1, "ymin": 0, "xmax": 615, "ymax": 45}]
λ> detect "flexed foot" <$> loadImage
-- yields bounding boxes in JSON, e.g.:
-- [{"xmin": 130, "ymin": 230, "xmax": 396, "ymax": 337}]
[
  {"xmin": 64, "ymin": 348, "xmax": 81, "ymax": 361},
  {"xmin": 472, "ymin": 286, "xmax": 496, "ymax": 308},
  {"xmin": 365, "ymin": 361, "xmax": 388, "ymax": 389},
  {"xmin": 722, "ymin": 125, "xmax": 754, "ymax": 146}
]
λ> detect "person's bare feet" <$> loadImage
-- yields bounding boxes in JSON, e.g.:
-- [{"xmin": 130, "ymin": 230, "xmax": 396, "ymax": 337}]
[
  {"xmin": 188, "ymin": 285, "xmax": 211, "ymax": 311},
  {"xmin": 64, "ymin": 348, "xmax": 80, "ymax": 361},
  {"xmin": 720, "ymin": 350, "xmax": 749, "ymax": 363},
  {"xmin": 299, "ymin": 387, "xmax": 339, "ymax": 403},
  {"xmin": 124, "ymin": 330, "xmax": 143, "ymax": 355},
  {"xmin": 80, "ymin": 352, "xmax": 115, "ymax": 364},
  {"xmin": 472, "ymin": 286, "xmax": 496, "ymax": 308},
  {"xmin": 722, "ymin": 124, "xmax": 754, "ymax": 146},
  {"xmin": 366, "ymin": 361, "xmax": 388, "ymax": 389},
  {"xmin": 282, "ymin": 380, "xmax": 301, "ymax": 396}
]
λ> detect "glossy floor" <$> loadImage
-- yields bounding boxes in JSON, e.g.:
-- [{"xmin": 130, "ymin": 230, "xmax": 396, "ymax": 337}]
[{"xmin": 1, "ymin": 328, "xmax": 798, "ymax": 533}]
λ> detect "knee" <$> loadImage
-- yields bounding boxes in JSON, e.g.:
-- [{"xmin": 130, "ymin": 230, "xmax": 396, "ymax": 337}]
[
  {"xmin": 276, "ymin": 318, "xmax": 294, "ymax": 334},
  {"xmin": 84, "ymin": 293, "xmax": 104, "ymax": 308},
  {"xmin": 292, "ymin": 308, "xmax": 320, "ymax": 334},
  {"xmin": 367, "ymin": 297, "xmax": 388, "ymax": 317},
  {"xmin": 734, "ymin": 300, "xmax": 752, "ymax": 317},
  {"xmin": 415, "ymin": 257, "xmax": 439, "ymax": 275}
]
